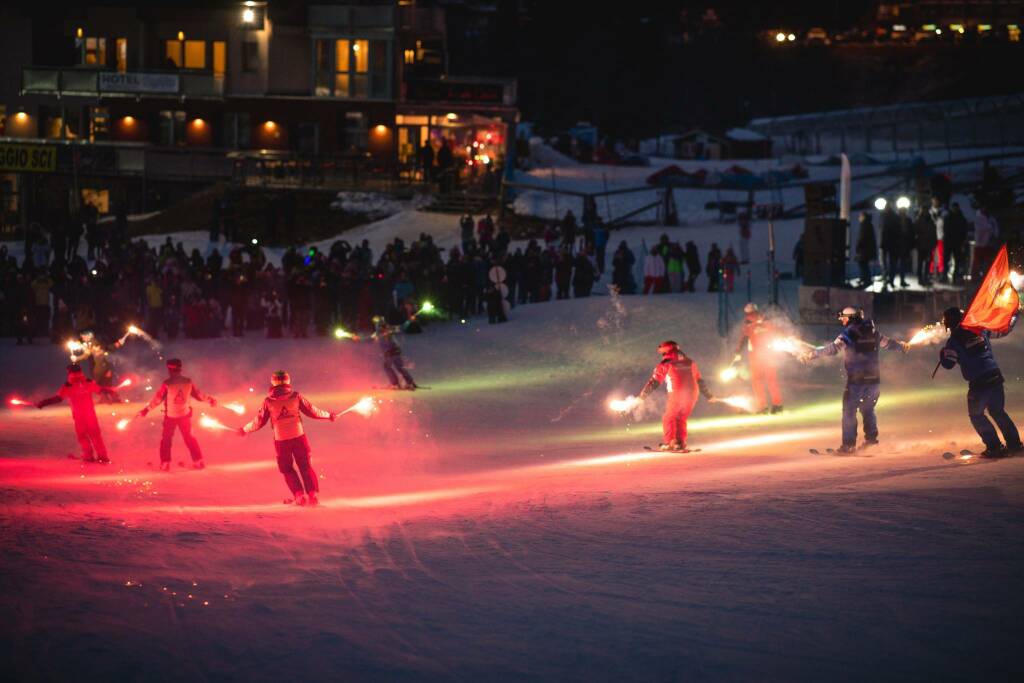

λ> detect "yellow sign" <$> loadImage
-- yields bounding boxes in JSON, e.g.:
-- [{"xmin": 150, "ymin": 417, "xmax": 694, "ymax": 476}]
[{"xmin": 0, "ymin": 143, "xmax": 56, "ymax": 172}]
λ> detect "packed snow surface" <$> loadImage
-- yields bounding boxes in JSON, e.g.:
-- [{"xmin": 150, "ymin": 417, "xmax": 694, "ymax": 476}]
[{"xmin": 2, "ymin": 290, "xmax": 1024, "ymax": 681}]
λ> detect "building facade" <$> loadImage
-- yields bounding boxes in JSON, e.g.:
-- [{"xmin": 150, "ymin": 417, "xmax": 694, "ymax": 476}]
[{"xmin": 0, "ymin": 1, "xmax": 518, "ymax": 228}]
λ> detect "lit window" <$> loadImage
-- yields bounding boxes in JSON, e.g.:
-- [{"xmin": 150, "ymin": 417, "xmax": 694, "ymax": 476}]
[
  {"xmin": 213, "ymin": 41, "xmax": 226, "ymax": 76},
  {"xmin": 404, "ymin": 48, "xmax": 415, "ymax": 64},
  {"xmin": 165, "ymin": 40, "xmax": 183, "ymax": 67},
  {"xmin": 116, "ymin": 38, "xmax": 127, "ymax": 72},
  {"xmin": 84, "ymin": 37, "xmax": 107, "ymax": 66},
  {"xmin": 184, "ymin": 40, "xmax": 206, "ymax": 69}
]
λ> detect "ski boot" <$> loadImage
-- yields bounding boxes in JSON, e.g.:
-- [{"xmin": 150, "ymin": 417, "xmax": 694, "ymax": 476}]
[
  {"xmin": 159, "ymin": 461, "xmax": 170, "ymax": 472},
  {"xmin": 294, "ymin": 494, "xmax": 308, "ymax": 506},
  {"xmin": 835, "ymin": 444, "xmax": 857, "ymax": 454},
  {"xmin": 661, "ymin": 440, "xmax": 683, "ymax": 452},
  {"xmin": 191, "ymin": 459, "xmax": 205, "ymax": 470},
  {"xmin": 980, "ymin": 446, "xmax": 1008, "ymax": 459},
  {"xmin": 657, "ymin": 442, "xmax": 673, "ymax": 452},
  {"xmin": 82, "ymin": 455, "xmax": 97, "ymax": 463},
  {"xmin": 307, "ymin": 492, "xmax": 319, "ymax": 507},
  {"xmin": 96, "ymin": 455, "xmax": 111, "ymax": 465},
  {"xmin": 757, "ymin": 407, "xmax": 770, "ymax": 415},
  {"xmin": 770, "ymin": 405, "xmax": 784, "ymax": 415},
  {"xmin": 1005, "ymin": 442, "xmax": 1024, "ymax": 456}
]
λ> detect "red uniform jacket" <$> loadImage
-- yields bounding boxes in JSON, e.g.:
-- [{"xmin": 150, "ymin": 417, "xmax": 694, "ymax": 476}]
[{"xmin": 242, "ymin": 385, "xmax": 332, "ymax": 441}]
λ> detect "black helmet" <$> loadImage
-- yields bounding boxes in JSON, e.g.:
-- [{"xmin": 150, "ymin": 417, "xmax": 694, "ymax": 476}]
[
  {"xmin": 166, "ymin": 358, "xmax": 183, "ymax": 371},
  {"xmin": 271, "ymin": 370, "xmax": 291, "ymax": 386},
  {"xmin": 657, "ymin": 340, "xmax": 680, "ymax": 357},
  {"xmin": 942, "ymin": 307, "xmax": 964, "ymax": 330}
]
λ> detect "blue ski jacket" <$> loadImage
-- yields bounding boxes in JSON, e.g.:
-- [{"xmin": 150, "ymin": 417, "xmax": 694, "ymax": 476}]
[
  {"xmin": 939, "ymin": 318, "xmax": 1015, "ymax": 388},
  {"xmin": 811, "ymin": 319, "xmax": 906, "ymax": 385}
]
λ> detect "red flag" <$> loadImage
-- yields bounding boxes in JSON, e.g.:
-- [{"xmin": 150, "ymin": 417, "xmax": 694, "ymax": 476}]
[{"xmin": 962, "ymin": 245, "xmax": 1020, "ymax": 334}]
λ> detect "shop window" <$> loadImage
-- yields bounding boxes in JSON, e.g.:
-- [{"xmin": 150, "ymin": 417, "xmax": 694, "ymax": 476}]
[
  {"xmin": 164, "ymin": 40, "xmax": 183, "ymax": 68},
  {"xmin": 158, "ymin": 110, "xmax": 187, "ymax": 146},
  {"xmin": 81, "ymin": 189, "xmax": 110, "ymax": 215},
  {"xmin": 116, "ymin": 38, "xmax": 127, "ymax": 72},
  {"xmin": 242, "ymin": 40, "xmax": 260, "ymax": 73},
  {"xmin": 213, "ymin": 41, "xmax": 226, "ymax": 77},
  {"xmin": 184, "ymin": 40, "xmax": 206, "ymax": 69}
]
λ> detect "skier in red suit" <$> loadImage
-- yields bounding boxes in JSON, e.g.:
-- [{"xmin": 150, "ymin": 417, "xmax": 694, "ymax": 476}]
[
  {"xmin": 734, "ymin": 303, "xmax": 783, "ymax": 414},
  {"xmin": 238, "ymin": 370, "xmax": 339, "ymax": 506},
  {"xmin": 638, "ymin": 341, "xmax": 715, "ymax": 451},
  {"xmin": 36, "ymin": 363, "xmax": 118, "ymax": 463}
]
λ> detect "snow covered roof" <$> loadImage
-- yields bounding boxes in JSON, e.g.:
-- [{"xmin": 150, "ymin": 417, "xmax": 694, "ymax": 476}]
[{"xmin": 725, "ymin": 127, "xmax": 768, "ymax": 142}]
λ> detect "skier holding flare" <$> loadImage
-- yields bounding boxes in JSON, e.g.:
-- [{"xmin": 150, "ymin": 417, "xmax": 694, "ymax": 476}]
[
  {"xmin": 138, "ymin": 359, "xmax": 217, "ymax": 471},
  {"xmin": 734, "ymin": 303, "xmax": 784, "ymax": 414},
  {"xmin": 372, "ymin": 315, "xmax": 418, "ymax": 390},
  {"xmin": 635, "ymin": 341, "xmax": 715, "ymax": 452},
  {"xmin": 800, "ymin": 307, "xmax": 909, "ymax": 453},
  {"xmin": 35, "ymin": 363, "xmax": 119, "ymax": 463},
  {"xmin": 237, "ymin": 370, "xmax": 340, "ymax": 506}
]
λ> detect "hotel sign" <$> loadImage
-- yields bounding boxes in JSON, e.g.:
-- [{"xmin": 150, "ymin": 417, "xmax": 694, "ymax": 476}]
[
  {"xmin": 99, "ymin": 72, "xmax": 180, "ymax": 94},
  {"xmin": 406, "ymin": 80, "xmax": 509, "ymax": 105}
]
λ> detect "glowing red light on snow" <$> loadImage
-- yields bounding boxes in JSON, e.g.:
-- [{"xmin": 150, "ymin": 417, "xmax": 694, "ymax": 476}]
[
  {"xmin": 116, "ymin": 418, "xmax": 132, "ymax": 431},
  {"xmin": 199, "ymin": 415, "xmax": 234, "ymax": 432},
  {"xmin": 115, "ymin": 377, "xmax": 133, "ymax": 390},
  {"xmin": 340, "ymin": 396, "xmax": 377, "ymax": 417},
  {"xmin": 713, "ymin": 395, "xmax": 756, "ymax": 413},
  {"xmin": 8, "ymin": 398, "xmax": 30, "ymax": 407},
  {"xmin": 223, "ymin": 402, "xmax": 245, "ymax": 415},
  {"xmin": 608, "ymin": 395, "xmax": 640, "ymax": 413}
]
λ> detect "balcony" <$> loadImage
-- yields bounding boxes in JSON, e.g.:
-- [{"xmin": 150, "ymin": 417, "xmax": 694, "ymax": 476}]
[{"xmin": 22, "ymin": 67, "xmax": 225, "ymax": 99}]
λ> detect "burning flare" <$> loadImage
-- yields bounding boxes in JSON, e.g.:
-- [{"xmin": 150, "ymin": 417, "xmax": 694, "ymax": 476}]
[
  {"xmin": 907, "ymin": 322, "xmax": 946, "ymax": 346},
  {"xmin": 8, "ymin": 397, "xmax": 31, "ymax": 407},
  {"xmin": 340, "ymin": 396, "xmax": 377, "ymax": 417},
  {"xmin": 114, "ymin": 377, "xmax": 133, "ymax": 390},
  {"xmin": 770, "ymin": 336, "xmax": 813, "ymax": 355},
  {"xmin": 116, "ymin": 418, "xmax": 132, "ymax": 431},
  {"xmin": 1011, "ymin": 270, "xmax": 1023, "ymax": 291},
  {"xmin": 223, "ymin": 402, "xmax": 246, "ymax": 415},
  {"xmin": 199, "ymin": 415, "xmax": 234, "ymax": 432},
  {"xmin": 713, "ymin": 395, "xmax": 756, "ymax": 413},
  {"xmin": 608, "ymin": 395, "xmax": 640, "ymax": 414},
  {"xmin": 719, "ymin": 365, "xmax": 740, "ymax": 383},
  {"xmin": 333, "ymin": 327, "xmax": 354, "ymax": 340}
]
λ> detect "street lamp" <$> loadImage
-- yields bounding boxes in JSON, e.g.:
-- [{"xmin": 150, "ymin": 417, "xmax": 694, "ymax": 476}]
[
  {"xmin": 243, "ymin": 7, "xmax": 255, "ymax": 23},
  {"xmin": 873, "ymin": 197, "xmax": 887, "ymax": 211},
  {"xmin": 896, "ymin": 196, "xmax": 911, "ymax": 210}
]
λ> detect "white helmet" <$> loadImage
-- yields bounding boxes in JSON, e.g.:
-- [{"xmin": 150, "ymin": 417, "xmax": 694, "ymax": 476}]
[
  {"xmin": 838, "ymin": 306, "xmax": 863, "ymax": 321},
  {"xmin": 743, "ymin": 302, "xmax": 758, "ymax": 314}
]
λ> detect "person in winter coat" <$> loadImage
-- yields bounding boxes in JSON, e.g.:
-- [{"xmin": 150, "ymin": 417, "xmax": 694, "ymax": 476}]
[
  {"xmin": 666, "ymin": 244, "xmax": 684, "ymax": 293},
  {"xmin": 879, "ymin": 205, "xmax": 902, "ymax": 289},
  {"xmin": 611, "ymin": 241, "xmax": 636, "ymax": 294},
  {"xmin": 855, "ymin": 212, "xmax": 878, "ymax": 289},
  {"xmin": 372, "ymin": 316, "xmax": 417, "ymax": 389},
  {"xmin": 36, "ymin": 364, "xmax": 118, "ymax": 463},
  {"xmin": 592, "ymin": 219, "xmax": 610, "ymax": 275},
  {"xmin": 800, "ymin": 307, "xmax": 909, "ymax": 452},
  {"xmin": 939, "ymin": 307, "xmax": 1021, "ymax": 457},
  {"xmin": 138, "ymin": 358, "xmax": 217, "ymax": 471},
  {"xmin": 898, "ymin": 207, "xmax": 915, "ymax": 288},
  {"xmin": 943, "ymin": 202, "xmax": 969, "ymax": 284},
  {"xmin": 460, "ymin": 214, "xmax": 475, "ymax": 253},
  {"xmin": 555, "ymin": 248, "xmax": 573, "ymax": 299},
  {"xmin": 914, "ymin": 207, "xmax": 937, "ymax": 286},
  {"xmin": 238, "ymin": 370, "xmax": 339, "ymax": 506},
  {"xmin": 685, "ymin": 241, "xmax": 701, "ymax": 292},
  {"xmin": 635, "ymin": 340, "xmax": 715, "ymax": 452},
  {"xmin": 706, "ymin": 243, "xmax": 722, "ymax": 292},
  {"xmin": 734, "ymin": 303, "xmax": 783, "ymax": 414},
  {"xmin": 572, "ymin": 250, "xmax": 596, "ymax": 298},
  {"xmin": 971, "ymin": 206, "xmax": 999, "ymax": 281},
  {"xmin": 643, "ymin": 247, "xmax": 666, "ymax": 294},
  {"xmin": 928, "ymin": 197, "xmax": 948, "ymax": 281},
  {"xmin": 722, "ymin": 246, "xmax": 739, "ymax": 293}
]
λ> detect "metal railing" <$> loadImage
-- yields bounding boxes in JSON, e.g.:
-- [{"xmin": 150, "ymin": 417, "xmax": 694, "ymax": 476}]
[{"xmin": 22, "ymin": 67, "xmax": 224, "ymax": 99}]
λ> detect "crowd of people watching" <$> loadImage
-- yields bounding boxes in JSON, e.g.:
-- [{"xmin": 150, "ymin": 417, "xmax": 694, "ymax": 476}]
[{"xmin": 0, "ymin": 203, "xmax": 746, "ymax": 347}]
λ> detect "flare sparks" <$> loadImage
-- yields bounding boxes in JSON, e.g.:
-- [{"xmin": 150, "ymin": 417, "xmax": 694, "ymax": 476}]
[{"xmin": 340, "ymin": 396, "xmax": 378, "ymax": 417}]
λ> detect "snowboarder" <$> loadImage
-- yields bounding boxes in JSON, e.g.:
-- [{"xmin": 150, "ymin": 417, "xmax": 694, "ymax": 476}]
[
  {"xmin": 636, "ymin": 340, "xmax": 715, "ymax": 452},
  {"xmin": 237, "ymin": 370, "xmax": 339, "ymax": 506},
  {"xmin": 372, "ymin": 315, "xmax": 417, "ymax": 390},
  {"xmin": 938, "ymin": 306, "xmax": 1022, "ymax": 457},
  {"xmin": 734, "ymin": 303, "xmax": 783, "ymax": 414},
  {"xmin": 36, "ymin": 363, "xmax": 117, "ymax": 463},
  {"xmin": 137, "ymin": 358, "xmax": 217, "ymax": 471},
  {"xmin": 800, "ymin": 307, "xmax": 909, "ymax": 453}
]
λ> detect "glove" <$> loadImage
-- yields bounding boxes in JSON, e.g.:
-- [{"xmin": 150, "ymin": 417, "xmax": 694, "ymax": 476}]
[
  {"xmin": 900, "ymin": 341, "xmax": 910, "ymax": 353},
  {"xmin": 36, "ymin": 402, "xmax": 43, "ymax": 410},
  {"xmin": 138, "ymin": 408, "xmax": 148, "ymax": 418},
  {"xmin": 330, "ymin": 412, "xmax": 339, "ymax": 422},
  {"xmin": 732, "ymin": 354, "xmax": 742, "ymax": 364},
  {"xmin": 236, "ymin": 427, "xmax": 246, "ymax": 437},
  {"xmin": 798, "ymin": 352, "xmax": 814, "ymax": 365},
  {"xmin": 208, "ymin": 397, "xmax": 218, "ymax": 407},
  {"xmin": 941, "ymin": 348, "xmax": 957, "ymax": 362}
]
